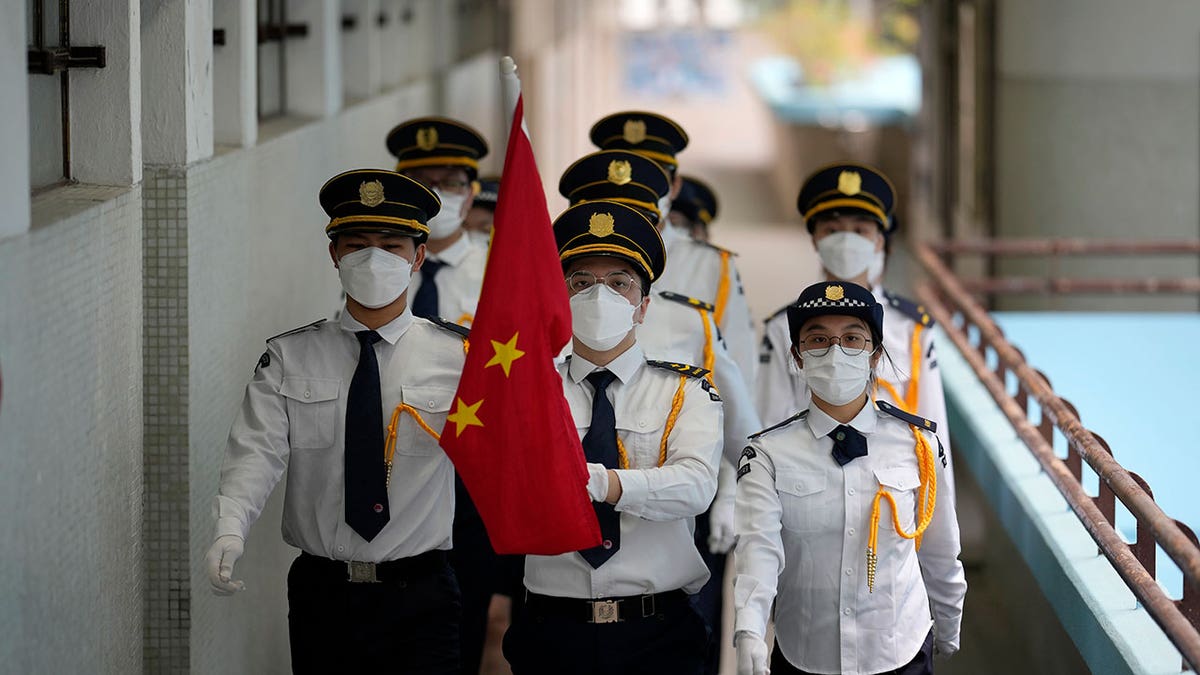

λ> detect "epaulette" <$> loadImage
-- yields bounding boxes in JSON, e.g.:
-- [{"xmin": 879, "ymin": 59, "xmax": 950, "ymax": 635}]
[
  {"xmin": 646, "ymin": 360, "xmax": 710, "ymax": 379},
  {"xmin": 765, "ymin": 303, "xmax": 790, "ymax": 324},
  {"xmin": 266, "ymin": 319, "xmax": 326, "ymax": 343},
  {"xmin": 427, "ymin": 315, "xmax": 470, "ymax": 340},
  {"xmin": 876, "ymin": 399, "xmax": 937, "ymax": 433},
  {"xmin": 658, "ymin": 291, "xmax": 714, "ymax": 313},
  {"xmin": 883, "ymin": 290, "xmax": 934, "ymax": 327},
  {"xmin": 694, "ymin": 239, "xmax": 738, "ymax": 257},
  {"xmin": 748, "ymin": 410, "xmax": 808, "ymax": 439}
]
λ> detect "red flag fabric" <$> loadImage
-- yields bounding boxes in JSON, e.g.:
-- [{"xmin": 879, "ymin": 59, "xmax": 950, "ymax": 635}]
[{"xmin": 439, "ymin": 96, "xmax": 601, "ymax": 554}]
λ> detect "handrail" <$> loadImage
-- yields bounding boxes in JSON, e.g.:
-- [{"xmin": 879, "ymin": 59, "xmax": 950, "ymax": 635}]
[
  {"xmin": 913, "ymin": 241, "xmax": 1200, "ymax": 671},
  {"xmin": 929, "ymin": 238, "xmax": 1200, "ymax": 256}
]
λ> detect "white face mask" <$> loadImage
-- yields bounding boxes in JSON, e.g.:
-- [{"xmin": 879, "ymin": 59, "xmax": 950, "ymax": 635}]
[
  {"xmin": 866, "ymin": 249, "xmax": 885, "ymax": 286},
  {"xmin": 817, "ymin": 231, "xmax": 880, "ymax": 280},
  {"xmin": 337, "ymin": 246, "xmax": 413, "ymax": 309},
  {"xmin": 801, "ymin": 346, "xmax": 873, "ymax": 406},
  {"xmin": 659, "ymin": 217, "xmax": 687, "ymax": 255},
  {"xmin": 426, "ymin": 189, "xmax": 467, "ymax": 240},
  {"xmin": 569, "ymin": 284, "xmax": 638, "ymax": 351}
]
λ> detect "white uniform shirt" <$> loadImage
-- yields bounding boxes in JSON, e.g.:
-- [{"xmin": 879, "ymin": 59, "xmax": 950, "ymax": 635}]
[
  {"xmin": 655, "ymin": 226, "xmax": 758, "ymax": 388},
  {"xmin": 638, "ymin": 291, "xmax": 763, "ymax": 467},
  {"xmin": 213, "ymin": 307, "xmax": 467, "ymax": 563},
  {"xmin": 409, "ymin": 233, "xmax": 487, "ymax": 326},
  {"xmin": 734, "ymin": 401, "xmax": 966, "ymax": 675},
  {"xmin": 756, "ymin": 287, "xmax": 953, "ymax": 476},
  {"xmin": 524, "ymin": 343, "xmax": 724, "ymax": 599}
]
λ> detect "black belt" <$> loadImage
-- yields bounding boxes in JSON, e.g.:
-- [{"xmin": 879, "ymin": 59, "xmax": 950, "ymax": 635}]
[
  {"xmin": 298, "ymin": 550, "xmax": 447, "ymax": 584},
  {"xmin": 523, "ymin": 590, "xmax": 690, "ymax": 624}
]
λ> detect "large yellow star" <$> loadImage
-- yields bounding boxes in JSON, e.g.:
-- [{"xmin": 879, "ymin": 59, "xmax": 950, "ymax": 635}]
[
  {"xmin": 485, "ymin": 332, "xmax": 526, "ymax": 377},
  {"xmin": 446, "ymin": 397, "xmax": 484, "ymax": 437}
]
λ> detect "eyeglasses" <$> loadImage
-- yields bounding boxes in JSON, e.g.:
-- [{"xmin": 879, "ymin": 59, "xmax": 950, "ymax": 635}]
[
  {"xmin": 420, "ymin": 178, "xmax": 471, "ymax": 193},
  {"xmin": 565, "ymin": 270, "xmax": 642, "ymax": 295},
  {"xmin": 798, "ymin": 333, "xmax": 874, "ymax": 357}
]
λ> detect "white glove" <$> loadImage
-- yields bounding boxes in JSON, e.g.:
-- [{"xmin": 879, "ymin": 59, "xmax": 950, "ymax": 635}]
[
  {"xmin": 585, "ymin": 462, "xmax": 610, "ymax": 502},
  {"xmin": 934, "ymin": 640, "xmax": 958, "ymax": 658},
  {"xmin": 205, "ymin": 534, "xmax": 246, "ymax": 595},
  {"xmin": 736, "ymin": 632, "xmax": 770, "ymax": 675},
  {"xmin": 707, "ymin": 461, "xmax": 738, "ymax": 553}
]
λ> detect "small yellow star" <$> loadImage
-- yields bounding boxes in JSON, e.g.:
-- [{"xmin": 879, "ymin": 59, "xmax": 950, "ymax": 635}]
[
  {"xmin": 485, "ymin": 332, "xmax": 526, "ymax": 377},
  {"xmin": 446, "ymin": 397, "xmax": 484, "ymax": 437}
]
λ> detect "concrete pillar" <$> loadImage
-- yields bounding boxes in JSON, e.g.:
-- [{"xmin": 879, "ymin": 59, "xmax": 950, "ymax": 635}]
[
  {"xmin": 73, "ymin": 0, "xmax": 142, "ymax": 185},
  {"xmin": 213, "ymin": 0, "xmax": 257, "ymax": 147},
  {"xmin": 140, "ymin": 0, "xmax": 214, "ymax": 165},
  {"xmin": 342, "ymin": 0, "xmax": 382, "ymax": 101},
  {"xmin": 287, "ymin": 0, "xmax": 342, "ymax": 118},
  {"xmin": 0, "ymin": 0, "xmax": 30, "ymax": 238}
]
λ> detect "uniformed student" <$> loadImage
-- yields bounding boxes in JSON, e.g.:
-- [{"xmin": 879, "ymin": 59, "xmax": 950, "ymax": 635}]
[
  {"xmin": 464, "ymin": 175, "xmax": 499, "ymax": 245},
  {"xmin": 670, "ymin": 175, "xmax": 718, "ymax": 243},
  {"xmin": 386, "ymin": 116, "xmax": 490, "ymax": 327},
  {"xmin": 589, "ymin": 111, "xmax": 759, "ymax": 387},
  {"xmin": 502, "ymin": 200, "xmax": 723, "ymax": 675},
  {"xmin": 757, "ymin": 163, "xmax": 954, "ymax": 482},
  {"xmin": 559, "ymin": 149, "xmax": 759, "ymax": 674},
  {"xmin": 203, "ymin": 169, "xmax": 468, "ymax": 673},
  {"xmin": 734, "ymin": 280, "xmax": 966, "ymax": 675}
]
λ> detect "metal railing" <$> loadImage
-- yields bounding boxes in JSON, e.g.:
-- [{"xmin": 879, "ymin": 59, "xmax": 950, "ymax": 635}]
[
  {"xmin": 912, "ymin": 241, "xmax": 1200, "ymax": 671},
  {"xmin": 928, "ymin": 238, "xmax": 1200, "ymax": 296}
]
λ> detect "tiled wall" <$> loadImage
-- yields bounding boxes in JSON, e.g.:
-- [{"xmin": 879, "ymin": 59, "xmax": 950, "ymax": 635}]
[
  {"xmin": 0, "ymin": 186, "xmax": 144, "ymax": 673},
  {"xmin": 143, "ymin": 166, "xmax": 191, "ymax": 674}
]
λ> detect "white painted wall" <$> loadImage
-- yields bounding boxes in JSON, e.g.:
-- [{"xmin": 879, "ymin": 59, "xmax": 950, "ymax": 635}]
[
  {"xmin": 0, "ymin": 0, "xmax": 30, "ymax": 237},
  {"xmin": 73, "ymin": 0, "xmax": 142, "ymax": 185},
  {"xmin": 0, "ymin": 186, "xmax": 144, "ymax": 674},
  {"xmin": 142, "ymin": 0, "xmax": 214, "ymax": 165},
  {"xmin": 212, "ymin": 0, "xmax": 257, "ymax": 148},
  {"xmin": 994, "ymin": 0, "xmax": 1200, "ymax": 311}
]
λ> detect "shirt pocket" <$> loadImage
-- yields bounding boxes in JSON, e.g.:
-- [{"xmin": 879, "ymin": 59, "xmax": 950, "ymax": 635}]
[
  {"xmin": 775, "ymin": 469, "xmax": 830, "ymax": 533},
  {"xmin": 280, "ymin": 377, "xmax": 341, "ymax": 449},
  {"xmin": 394, "ymin": 384, "xmax": 455, "ymax": 456},
  {"xmin": 874, "ymin": 465, "xmax": 922, "ymax": 531},
  {"xmin": 615, "ymin": 398, "xmax": 671, "ymax": 469}
]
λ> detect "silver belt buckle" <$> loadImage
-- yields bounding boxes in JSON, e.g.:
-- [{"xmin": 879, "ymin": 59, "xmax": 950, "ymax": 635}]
[
  {"xmin": 347, "ymin": 560, "xmax": 380, "ymax": 583},
  {"xmin": 590, "ymin": 599, "xmax": 621, "ymax": 624}
]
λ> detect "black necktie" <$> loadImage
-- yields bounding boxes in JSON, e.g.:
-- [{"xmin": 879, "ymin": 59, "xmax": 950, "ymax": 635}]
[
  {"xmin": 829, "ymin": 424, "xmax": 868, "ymax": 466},
  {"xmin": 579, "ymin": 370, "xmax": 621, "ymax": 568},
  {"xmin": 345, "ymin": 330, "xmax": 389, "ymax": 541},
  {"xmin": 411, "ymin": 259, "xmax": 445, "ymax": 318}
]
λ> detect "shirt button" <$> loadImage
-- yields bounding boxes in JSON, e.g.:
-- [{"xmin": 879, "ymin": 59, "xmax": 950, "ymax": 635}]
[
  {"xmin": 844, "ymin": 608, "xmax": 852, "ymax": 616},
  {"xmin": 836, "ymin": 431, "xmax": 845, "ymax": 441},
  {"xmin": 848, "ymin": 488, "xmax": 856, "ymax": 496},
  {"xmin": 638, "ymin": 421, "xmax": 646, "ymax": 428},
  {"xmin": 602, "ymin": 539, "xmax": 613, "ymax": 549},
  {"xmin": 428, "ymin": 400, "xmax": 436, "ymax": 407},
  {"xmin": 338, "ymin": 545, "xmax": 344, "ymax": 552},
  {"xmin": 304, "ymin": 390, "xmax": 311, "ymax": 399},
  {"xmin": 845, "ymin": 568, "xmax": 853, "ymax": 576},
  {"xmin": 373, "ymin": 503, "xmax": 384, "ymax": 513},
  {"xmin": 848, "ymin": 528, "xmax": 856, "ymax": 536}
]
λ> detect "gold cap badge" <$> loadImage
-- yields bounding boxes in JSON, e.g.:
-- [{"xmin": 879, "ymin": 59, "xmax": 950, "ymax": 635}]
[
  {"xmin": 825, "ymin": 284, "xmax": 845, "ymax": 301},
  {"xmin": 359, "ymin": 180, "xmax": 385, "ymax": 207},
  {"xmin": 607, "ymin": 160, "xmax": 633, "ymax": 185},
  {"xmin": 589, "ymin": 212, "xmax": 615, "ymax": 237},
  {"xmin": 837, "ymin": 170, "xmax": 861, "ymax": 196},
  {"xmin": 416, "ymin": 126, "xmax": 439, "ymax": 151},
  {"xmin": 623, "ymin": 119, "xmax": 646, "ymax": 144}
]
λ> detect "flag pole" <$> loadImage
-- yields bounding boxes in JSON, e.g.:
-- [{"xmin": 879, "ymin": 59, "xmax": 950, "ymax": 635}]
[{"xmin": 499, "ymin": 56, "xmax": 522, "ymax": 154}]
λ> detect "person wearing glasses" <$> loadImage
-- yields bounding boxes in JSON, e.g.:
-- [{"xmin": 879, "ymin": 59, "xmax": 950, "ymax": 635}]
[
  {"xmin": 756, "ymin": 164, "xmax": 953, "ymax": 487},
  {"xmin": 204, "ymin": 169, "xmax": 469, "ymax": 673},
  {"xmin": 386, "ymin": 117, "xmax": 490, "ymax": 328},
  {"xmin": 558, "ymin": 150, "xmax": 759, "ymax": 674},
  {"xmin": 502, "ymin": 201, "xmax": 723, "ymax": 675},
  {"xmin": 734, "ymin": 281, "xmax": 966, "ymax": 675}
]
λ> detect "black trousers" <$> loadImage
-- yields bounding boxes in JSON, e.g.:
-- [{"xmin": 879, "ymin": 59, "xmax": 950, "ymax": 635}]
[
  {"xmin": 450, "ymin": 477, "xmax": 494, "ymax": 675},
  {"xmin": 502, "ymin": 591, "xmax": 708, "ymax": 675},
  {"xmin": 771, "ymin": 629, "xmax": 935, "ymax": 675},
  {"xmin": 287, "ymin": 550, "xmax": 461, "ymax": 674},
  {"xmin": 691, "ymin": 507, "xmax": 727, "ymax": 675}
]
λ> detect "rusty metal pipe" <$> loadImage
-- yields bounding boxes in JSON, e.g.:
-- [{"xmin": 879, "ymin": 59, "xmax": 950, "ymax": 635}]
[
  {"xmin": 960, "ymin": 277, "xmax": 1200, "ymax": 295},
  {"xmin": 929, "ymin": 238, "xmax": 1200, "ymax": 256},
  {"xmin": 914, "ymin": 280, "xmax": 1200, "ymax": 669}
]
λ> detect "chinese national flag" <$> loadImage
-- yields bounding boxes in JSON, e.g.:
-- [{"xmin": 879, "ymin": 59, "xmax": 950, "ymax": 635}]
[{"xmin": 438, "ymin": 95, "xmax": 601, "ymax": 554}]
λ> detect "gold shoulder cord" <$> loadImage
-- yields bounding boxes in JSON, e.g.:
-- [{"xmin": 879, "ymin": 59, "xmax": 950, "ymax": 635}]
[
  {"xmin": 615, "ymin": 375, "xmax": 687, "ymax": 469},
  {"xmin": 866, "ymin": 423, "xmax": 937, "ymax": 592},
  {"xmin": 877, "ymin": 323, "xmax": 924, "ymax": 414},
  {"xmin": 383, "ymin": 404, "xmax": 442, "ymax": 487},
  {"xmin": 713, "ymin": 251, "xmax": 731, "ymax": 327}
]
